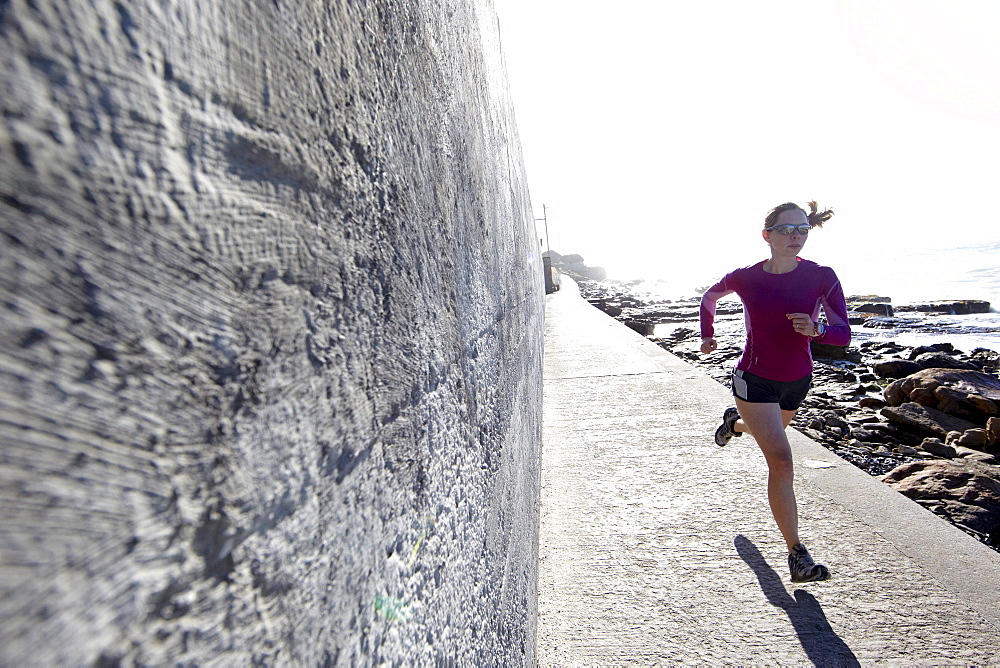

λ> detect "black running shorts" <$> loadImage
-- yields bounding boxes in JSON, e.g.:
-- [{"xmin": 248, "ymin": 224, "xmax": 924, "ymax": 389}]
[{"xmin": 732, "ymin": 369, "xmax": 812, "ymax": 411}]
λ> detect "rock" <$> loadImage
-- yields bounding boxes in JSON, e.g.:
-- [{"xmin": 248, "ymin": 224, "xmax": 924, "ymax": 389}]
[
  {"xmin": 968, "ymin": 395, "xmax": 999, "ymax": 416},
  {"xmin": 957, "ymin": 429, "xmax": 989, "ymax": 448},
  {"xmin": 859, "ymin": 396, "xmax": 888, "ymax": 409},
  {"xmin": 853, "ymin": 303, "xmax": 894, "ymax": 316},
  {"xmin": 970, "ymin": 349, "xmax": 1000, "ymax": 374},
  {"xmin": 566, "ymin": 263, "xmax": 608, "ymax": 281},
  {"xmin": 883, "ymin": 379, "xmax": 908, "ymax": 406},
  {"xmin": 851, "ymin": 428, "xmax": 882, "ymax": 443},
  {"xmin": 988, "ymin": 417, "xmax": 1000, "ymax": 447},
  {"xmin": 822, "ymin": 411, "xmax": 850, "ymax": 429},
  {"xmin": 881, "ymin": 402, "xmax": 980, "ymax": 439},
  {"xmin": 848, "ymin": 294, "xmax": 893, "ymax": 303},
  {"xmin": 909, "ymin": 387, "xmax": 937, "ymax": 407},
  {"xmin": 895, "ymin": 300, "xmax": 991, "ymax": 315},
  {"xmin": 855, "ymin": 415, "xmax": 884, "ymax": 424},
  {"xmin": 623, "ymin": 319, "xmax": 655, "ymax": 336},
  {"xmin": 899, "ymin": 369, "xmax": 1000, "ymax": 402},
  {"xmin": 886, "ymin": 369, "xmax": 1000, "ymax": 424},
  {"xmin": 920, "ymin": 438, "xmax": 957, "ymax": 458},
  {"xmin": 810, "ymin": 341, "xmax": 850, "ymax": 360},
  {"xmin": 882, "ymin": 460, "xmax": 1000, "ymax": 539},
  {"xmin": 909, "ymin": 343, "xmax": 955, "ymax": 359},
  {"xmin": 913, "ymin": 352, "xmax": 980, "ymax": 371},
  {"xmin": 932, "ymin": 386, "xmax": 997, "ymax": 421},
  {"xmin": 863, "ymin": 317, "xmax": 909, "ymax": 330},
  {"xmin": 873, "ymin": 359, "xmax": 923, "ymax": 378},
  {"xmin": 957, "ymin": 450, "xmax": 999, "ymax": 465}
]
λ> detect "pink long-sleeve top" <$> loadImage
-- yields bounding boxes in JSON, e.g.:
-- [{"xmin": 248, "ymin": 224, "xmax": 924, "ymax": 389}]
[{"xmin": 700, "ymin": 258, "xmax": 851, "ymax": 382}]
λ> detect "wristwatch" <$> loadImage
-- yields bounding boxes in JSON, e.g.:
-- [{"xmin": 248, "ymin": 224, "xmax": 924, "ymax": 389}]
[{"xmin": 811, "ymin": 322, "xmax": 826, "ymax": 338}]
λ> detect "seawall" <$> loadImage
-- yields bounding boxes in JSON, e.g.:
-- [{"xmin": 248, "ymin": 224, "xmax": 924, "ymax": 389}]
[{"xmin": 0, "ymin": 1, "xmax": 543, "ymax": 664}]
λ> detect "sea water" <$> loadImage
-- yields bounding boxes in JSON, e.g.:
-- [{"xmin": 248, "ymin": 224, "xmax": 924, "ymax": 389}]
[{"xmin": 619, "ymin": 241, "xmax": 1000, "ymax": 352}]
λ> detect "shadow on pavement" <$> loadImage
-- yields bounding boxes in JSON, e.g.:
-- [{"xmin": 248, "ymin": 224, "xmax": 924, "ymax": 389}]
[{"xmin": 735, "ymin": 535, "xmax": 860, "ymax": 667}]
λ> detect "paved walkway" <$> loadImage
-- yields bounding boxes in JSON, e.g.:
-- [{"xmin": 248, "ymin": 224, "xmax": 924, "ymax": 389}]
[{"xmin": 537, "ymin": 278, "xmax": 1000, "ymax": 666}]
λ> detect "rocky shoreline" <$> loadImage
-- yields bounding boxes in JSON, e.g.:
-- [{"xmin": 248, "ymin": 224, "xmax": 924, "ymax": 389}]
[{"xmin": 574, "ymin": 275, "xmax": 1000, "ymax": 553}]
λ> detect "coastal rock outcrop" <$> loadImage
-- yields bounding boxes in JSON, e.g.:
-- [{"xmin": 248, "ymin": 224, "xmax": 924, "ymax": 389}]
[
  {"xmin": 883, "ymin": 369, "xmax": 1000, "ymax": 417},
  {"xmin": 544, "ymin": 251, "xmax": 607, "ymax": 281},
  {"xmin": 873, "ymin": 359, "xmax": 923, "ymax": 378},
  {"xmin": 896, "ymin": 300, "xmax": 992, "ymax": 315},
  {"xmin": 883, "ymin": 460, "xmax": 1000, "ymax": 542},
  {"xmin": 880, "ymin": 403, "xmax": 980, "ymax": 440}
]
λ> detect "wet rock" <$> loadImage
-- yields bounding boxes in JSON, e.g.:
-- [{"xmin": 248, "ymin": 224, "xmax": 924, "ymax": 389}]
[
  {"xmin": 873, "ymin": 359, "xmax": 923, "ymax": 378},
  {"xmin": 881, "ymin": 402, "xmax": 980, "ymax": 439},
  {"xmin": 810, "ymin": 341, "xmax": 851, "ymax": 360},
  {"xmin": 863, "ymin": 317, "xmax": 910, "ymax": 330},
  {"xmin": 909, "ymin": 343, "xmax": 955, "ymax": 358},
  {"xmin": 913, "ymin": 351, "xmax": 980, "ymax": 371},
  {"xmin": 895, "ymin": 300, "xmax": 991, "ymax": 315},
  {"xmin": 847, "ymin": 299, "xmax": 894, "ymax": 324},
  {"xmin": 970, "ymin": 349, "xmax": 1000, "ymax": 374},
  {"xmin": 882, "ymin": 460, "xmax": 1000, "ymax": 541}
]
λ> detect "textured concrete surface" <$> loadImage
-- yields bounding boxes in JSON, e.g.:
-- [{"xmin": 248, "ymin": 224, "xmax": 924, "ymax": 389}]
[
  {"xmin": 539, "ymin": 278, "xmax": 1000, "ymax": 665},
  {"xmin": 1, "ymin": 1, "xmax": 542, "ymax": 664}
]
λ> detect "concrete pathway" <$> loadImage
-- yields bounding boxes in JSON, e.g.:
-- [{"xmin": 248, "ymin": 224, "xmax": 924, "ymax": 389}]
[{"xmin": 537, "ymin": 278, "xmax": 1000, "ymax": 666}]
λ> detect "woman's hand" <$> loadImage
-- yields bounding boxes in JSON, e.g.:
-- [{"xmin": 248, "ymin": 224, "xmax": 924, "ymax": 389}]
[
  {"xmin": 701, "ymin": 337, "xmax": 718, "ymax": 354},
  {"xmin": 786, "ymin": 313, "xmax": 817, "ymax": 337}
]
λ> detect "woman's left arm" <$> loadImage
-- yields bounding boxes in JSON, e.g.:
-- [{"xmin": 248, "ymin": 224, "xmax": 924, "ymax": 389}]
[{"xmin": 818, "ymin": 271, "xmax": 851, "ymax": 346}]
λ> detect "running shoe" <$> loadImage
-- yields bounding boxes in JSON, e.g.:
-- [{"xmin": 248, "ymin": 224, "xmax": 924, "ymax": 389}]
[
  {"xmin": 714, "ymin": 407, "xmax": 742, "ymax": 446},
  {"xmin": 788, "ymin": 543, "xmax": 830, "ymax": 583}
]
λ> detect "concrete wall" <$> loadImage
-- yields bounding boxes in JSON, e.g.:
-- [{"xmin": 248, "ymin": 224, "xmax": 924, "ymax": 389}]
[{"xmin": 0, "ymin": 1, "xmax": 543, "ymax": 664}]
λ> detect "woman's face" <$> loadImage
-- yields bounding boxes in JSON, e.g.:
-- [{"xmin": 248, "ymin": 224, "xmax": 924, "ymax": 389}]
[{"xmin": 763, "ymin": 208, "xmax": 809, "ymax": 256}]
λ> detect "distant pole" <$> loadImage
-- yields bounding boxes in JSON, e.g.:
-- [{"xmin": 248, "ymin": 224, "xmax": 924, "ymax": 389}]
[
  {"xmin": 537, "ymin": 204, "xmax": 557, "ymax": 294},
  {"xmin": 534, "ymin": 204, "xmax": 550, "ymax": 254}
]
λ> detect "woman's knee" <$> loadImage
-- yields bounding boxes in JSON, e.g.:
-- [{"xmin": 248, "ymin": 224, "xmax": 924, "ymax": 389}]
[{"xmin": 766, "ymin": 454, "xmax": 795, "ymax": 479}]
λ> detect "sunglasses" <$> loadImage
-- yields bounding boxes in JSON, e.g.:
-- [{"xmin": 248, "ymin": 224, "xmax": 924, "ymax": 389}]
[{"xmin": 766, "ymin": 224, "xmax": 811, "ymax": 236}]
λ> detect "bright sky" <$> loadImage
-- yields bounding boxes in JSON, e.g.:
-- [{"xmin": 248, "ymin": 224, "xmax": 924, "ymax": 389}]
[{"xmin": 494, "ymin": 0, "xmax": 1000, "ymax": 286}]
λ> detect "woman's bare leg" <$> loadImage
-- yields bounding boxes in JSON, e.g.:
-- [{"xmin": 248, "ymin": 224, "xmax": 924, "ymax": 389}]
[
  {"xmin": 731, "ymin": 408, "xmax": 794, "ymax": 434},
  {"xmin": 734, "ymin": 398, "xmax": 801, "ymax": 551}
]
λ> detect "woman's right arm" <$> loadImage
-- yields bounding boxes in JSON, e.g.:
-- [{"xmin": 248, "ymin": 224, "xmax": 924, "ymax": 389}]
[{"xmin": 700, "ymin": 276, "xmax": 734, "ymax": 353}]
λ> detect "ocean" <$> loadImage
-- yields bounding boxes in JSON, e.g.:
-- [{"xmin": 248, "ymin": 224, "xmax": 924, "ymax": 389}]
[{"xmin": 611, "ymin": 241, "xmax": 1000, "ymax": 352}]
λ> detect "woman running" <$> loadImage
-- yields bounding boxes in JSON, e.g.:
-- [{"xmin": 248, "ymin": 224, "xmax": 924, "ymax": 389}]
[{"xmin": 699, "ymin": 201, "xmax": 851, "ymax": 583}]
